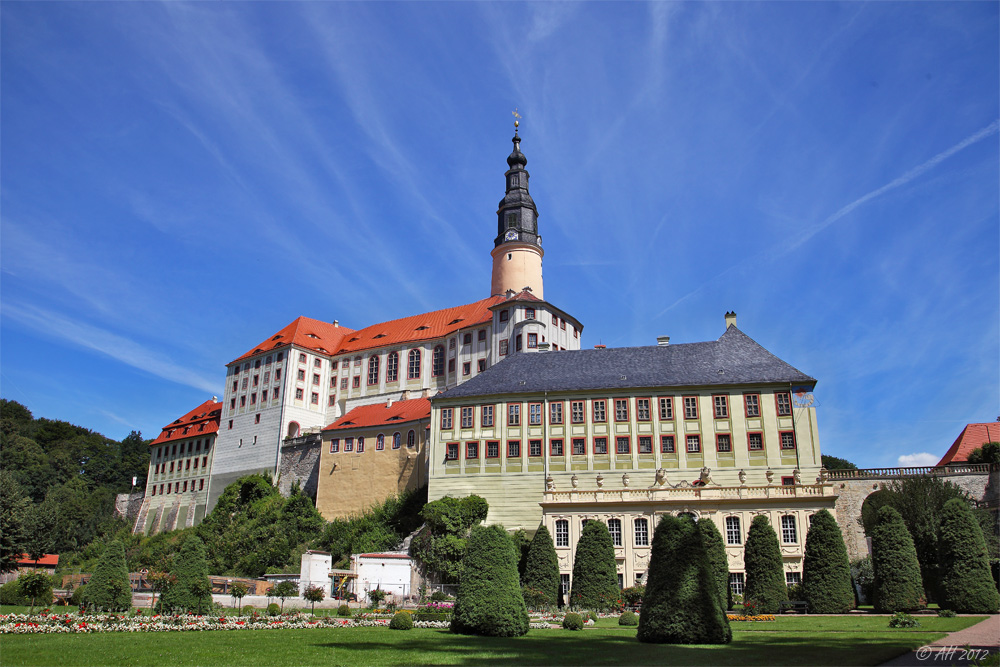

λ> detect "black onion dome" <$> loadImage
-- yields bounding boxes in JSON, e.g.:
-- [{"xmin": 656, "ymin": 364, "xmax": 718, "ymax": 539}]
[{"xmin": 507, "ymin": 135, "xmax": 527, "ymax": 168}]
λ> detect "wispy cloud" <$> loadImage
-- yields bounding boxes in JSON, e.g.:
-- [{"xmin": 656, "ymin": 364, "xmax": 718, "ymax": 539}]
[
  {"xmin": 655, "ymin": 119, "xmax": 1000, "ymax": 318},
  {"xmin": 2, "ymin": 301, "xmax": 218, "ymax": 394}
]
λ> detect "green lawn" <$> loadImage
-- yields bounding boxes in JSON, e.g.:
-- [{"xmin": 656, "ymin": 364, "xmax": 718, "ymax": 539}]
[{"xmin": 1, "ymin": 616, "xmax": 987, "ymax": 667}]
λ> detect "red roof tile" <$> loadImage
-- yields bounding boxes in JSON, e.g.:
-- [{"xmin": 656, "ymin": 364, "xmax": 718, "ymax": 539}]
[
  {"xmin": 151, "ymin": 399, "xmax": 222, "ymax": 446},
  {"xmin": 936, "ymin": 423, "xmax": 1000, "ymax": 466},
  {"xmin": 231, "ymin": 317, "xmax": 356, "ymax": 364},
  {"xmin": 18, "ymin": 554, "xmax": 58, "ymax": 566},
  {"xmin": 334, "ymin": 297, "xmax": 505, "ymax": 355},
  {"xmin": 323, "ymin": 398, "xmax": 431, "ymax": 431}
]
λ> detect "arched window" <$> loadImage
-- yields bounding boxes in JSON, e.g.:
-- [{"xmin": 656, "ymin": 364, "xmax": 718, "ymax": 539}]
[
  {"xmin": 392, "ymin": 432, "xmax": 401, "ymax": 449},
  {"xmin": 407, "ymin": 349, "xmax": 421, "ymax": 379},
  {"xmin": 287, "ymin": 421, "xmax": 300, "ymax": 439},
  {"xmin": 386, "ymin": 351, "xmax": 399, "ymax": 382},
  {"xmin": 367, "ymin": 355, "xmax": 380, "ymax": 386},
  {"xmin": 432, "ymin": 346, "xmax": 445, "ymax": 377},
  {"xmin": 376, "ymin": 434, "xmax": 385, "ymax": 450},
  {"xmin": 407, "ymin": 430, "xmax": 416, "ymax": 448}
]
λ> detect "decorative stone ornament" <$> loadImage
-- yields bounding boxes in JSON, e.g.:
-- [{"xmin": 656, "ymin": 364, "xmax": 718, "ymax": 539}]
[
  {"xmin": 738, "ymin": 469, "xmax": 747, "ymax": 485},
  {"xmin": 699, "ymin": 467, "xmax": 712, "ymax": 485},
  {"xmin": 766, "ymin": 469, "xmax": 775, "ymax": 484},
  {"xmin": 622, "ymin": 473, "xmax": 630, "ymax": 487},
  {"xmin": 545, "ymin": 476, "xmax": 555, "ymax": 491},
  {"xmin": 571, "ymin": 474, "xmax": 579, "ymax": 488},
  {"xmin": 596, "ymin": 473, "xmax": 604, "ymax": 488},
  {"xmin": 654, "ymin": 468, "xmax": 667, "ymax": 486},
  {"xmin": 792, "ymin": 469, "xmax": 801, "ymax": 485},
  {"xmin": 819, "ymin": 467, "xmax": 829, "ymax": 483}
]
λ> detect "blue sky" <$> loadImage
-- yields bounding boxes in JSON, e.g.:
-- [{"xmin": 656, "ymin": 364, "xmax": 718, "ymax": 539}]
[{"xmin": 1, "ymin": 2, "xmax": 997, "ymax": 468}]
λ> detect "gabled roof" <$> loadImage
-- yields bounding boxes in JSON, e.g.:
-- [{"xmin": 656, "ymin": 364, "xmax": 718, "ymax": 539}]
[
  {"xmin": 333, "ymin": 298, "xmax": 504, "ymax": 355},
  {"xmin": 936, "ymin": 423, "xmax": 1000, "ymax": 466},
  {"xmin": 323, "ymin": 398, "xmax": 432, "ymax": 432},
  {"xmin": 151, "ymin": 399, "xmax": 222, "ymax": 446},
  {"xmin": 18, "ymin": 554, "xmax": 58, "ymax": 567},
  {"xmin": 435, "ymin": 326, "xmax": 816, "ymax": 400},
  {"xmin": 231, "ymin": 317, "xmax": 356, "ymax": 364}
]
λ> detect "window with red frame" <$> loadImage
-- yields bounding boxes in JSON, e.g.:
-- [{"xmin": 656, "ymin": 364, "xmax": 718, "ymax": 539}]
[
  {"xmin": 683, "ymin": 396, "xmax": 698, "ymax": 419},
  {"xmin": 448, "ymin": 359, "xmax": 456, "ymax": 373},
  {"xmin": 744, "ymin": 393, "xmax": 760, "ymax": 417},
  {"xmin": 686, "ymin": 434, "xmax": 701, "ymax": 453},
  {"xmin": 463, "ymin": 333, "xmax": 473, "ymax": 345},
  {"xmin": 351, "ymin": 377, "xmax": 360, "ymax": 389},
  {"xmin": 775, "ymin": 392, "xmax": 792, "ymax": 416},
  {"xmin": 527, "ymin": 333, "xmax": 538, "ymax": 348},
  {"xmin": 368, "ymin": 356, "xmax": 380, "ymax": 385},
  {"xmin": 481, "ymin": 405, "xmax": 494, "ymax": 427},
  {"xmin": 462, "ymin": 362, "xmax": 471, "ymax": 376},
  {"xmin": 593, "ymin": 400, "xmax": 607, "ymax": 423},
  {"xmin": 572, "ymin": 438, "xmax": 586, "ymax": 455},
  {"xmin": 779, "ymin": 431, "xmax": 796, "ymax": 450},
  {"xmin": 499, "ymin": 339, "xmax": 509, "ymax": 356},
  {"xmin": 614, "ymin": 399, "xmax": 629, "ymax": 422},
  {"xmin": 639, "ymin": 436, "xmax": 652, "ymax": 454},
  {"xmin": 441, "ymin": 408, "xmax": 453, "ymax": 429},
  {"xmin": 529, "ymin": 403, "xmax": 542, "ymax": 425},
  {"xmin": 461, "ymin": 407, "xmax": 474, "ymax": 428},
  {"xmin": 508, "ymin": 404, "xmax": 520, "ymax": 425},
  {"xmin": 311, "ymin": 392, "xmax": 319, "ymax": 404},
  {"xmin": 716, "ymin": 433, "xmax": 732, "ymax": 452},
  {"xmin": 660, "ymin": 435, "xmax": 675, "ymax": 453},
  {"xmin": 713, "ymin": 395, "xmax": 729, "ymax": 419},
  {"xmin": 466, "ymin": 442, "xmax": 479, "ymax": 459},
  {"xmin": 571, "ymin": 401, "xmax": 585, "ymax": 423},
  {"xmin": 529, "ymin": 439, "xmax": 542, "ymax": 457},
  {"xmin": 486, "ymin": 441, "xmax": 499, "ymax": 458},
  {"xmin": 550, "ymin": 402, "xmax": 563, "ymax": 424},
  {"xmin": 525, "ymin": 307, "xmax": 535, "ymax": 319},
  {"xmin": 550, "ymin": 439, "xmax": 564, "ymax": 456},
  {"xmin": 636, "ymin": 398, "xmax": 650, "ymax": 421},
  {"xmin": 386, "ymin": 352, "xmax": 398, "ymax": 382},
  {"xmin": 477, "ymin": 359, "xmax": 486, "ymax": 372},
  {"xmin": 616, "ymin": 436, "xmax": 630, "ymax": 454},
  {"xmin": 507, "ymin": 440, "xmax": 520, "ymax": 457},
  {"xmin": 408, "ymin": 349, "xmax": 421, "ymax": 379},
  {"xmin": 478, "ymin": 329, "xmax": 487, "ymax": 342},
  {"xmin": 594, "ymin": 437, "xmax": 608, "ymax": 455},
  {"xmin": 445, "ymin": 443, "xmax": 458, "ymax": 460},
  {"xmin": 330, "ymin": 439, "xmax": 340, "ymax": 453},
  {"xmin": 747, "ymin": 432, "xmax": 763, "ymax": 451}
]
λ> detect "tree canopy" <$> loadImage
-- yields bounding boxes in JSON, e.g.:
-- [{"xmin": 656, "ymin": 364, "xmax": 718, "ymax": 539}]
[{"xmin": 409, "ymin": 495, "xmax": 488, "ymax": 583}]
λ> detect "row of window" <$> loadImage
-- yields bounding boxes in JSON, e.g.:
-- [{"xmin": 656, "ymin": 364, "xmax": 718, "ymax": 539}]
[
  {"xmin": 153, "ymin": 456, "xmax": 209, "ymax": 475},
  {"xmin": 154, "ymin": 439, "xmax": 211, "ymax": 459},
  {"xmin": 232, "ymin": 386, "xmax": 283, "ymax": 410},
  {"xmin": 440, "ymin": 393, "xmax": 793, "ymax": 430},
  {"xmin": 150, "ymin": 478, "xmax": 205, "ymax": 496},
  {"xmin": 444, "ymin": 431, "xmax": 796, "ymax": 460},
  {"xmin": 552, "ymin": 514, "xmax": 800, "ymax": 550},
  {"xmin": 329, "ymin": 430, "xmax": 417, "ymax": 453},
  {"xmin": 232, "ymin": 367, "xmax": 283, "ymax": 395},
  {"xmin": 231, "ymin": 352, "xmax": 286, "ymax": 375}
]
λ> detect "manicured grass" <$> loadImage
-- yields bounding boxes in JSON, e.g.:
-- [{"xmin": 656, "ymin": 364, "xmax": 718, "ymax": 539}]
[{"xmin": 2, "ymin": 616, "xmax": 987, "ymax": 667}]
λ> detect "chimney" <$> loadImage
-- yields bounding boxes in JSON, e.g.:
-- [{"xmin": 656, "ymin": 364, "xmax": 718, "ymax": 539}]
[
  {"xmin": 386, "ymin": 399, "xmax": 393, "ymax": 408},
  {"xmin": 333, "ymin": 320, "xmax": 339, "ymax": 327},
  {"xmin": 656, "ymin": 336, "xmax": 670, "ymax": 346},
  {"xmin": 725, "ymin": 311, "xmax": 737, "ymax": 329},
  {"xmin": 594, "ymin": 344, "xmax": 606, "ymax": 349},
  {"xmin": 212, "ymin": 395, "xmax": 217, "ymax": 401}
]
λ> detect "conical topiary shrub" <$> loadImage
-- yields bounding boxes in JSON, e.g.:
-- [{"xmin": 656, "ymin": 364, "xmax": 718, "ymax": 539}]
[
  {"xmin": 698, "ymin": 518, "xmax": 729, "ymax": 611},
  {"xmin": 801, "ymin": 509, "xmax": 855, "ymax": 613},
  {"xmin": 937, "ymin": 498, "xmax": 1000, "ymax": 613},
  {"xmin": 161, "ymin": 536, "xmax": 213, "ymax": 614},
  {"xmin": 870, "ymin": 506, "xmax": 924, "ymax": 613},
  {"xmin": 451, "ymin": 524, "xmax": 529, "ymax": 637},
  {"xmin": 84, "ymin": 539, "xmax": 132, "ymax": 612},
  {"xmin": 743, "ymin": 515, "xmax": 786, "ymax": 614},
  {"xmin": 638, "ymin": 514, "xmax": 732, "ymax": 644},
  {"xmin": 521, "ymin": 525, "xmax": 560, "ymax": 611},
  {"xmin": 570, "ymin": 520, "xmax": 620, "ymax": 612}
]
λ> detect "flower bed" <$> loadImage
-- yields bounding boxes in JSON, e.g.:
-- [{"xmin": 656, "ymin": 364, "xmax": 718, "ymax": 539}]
[
  {"xmin": 1, "ymin": 612, "xmax": 553, "ymax": 634},
  {"xmin": 727, "ymin": 614, "xmax": 776, "ymax": 622}
]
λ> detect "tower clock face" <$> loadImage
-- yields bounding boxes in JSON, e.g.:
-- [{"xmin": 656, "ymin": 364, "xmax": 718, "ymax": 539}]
[{"xmin": 504, "ymin": 229, "xmax": 518, "ymax": 242}]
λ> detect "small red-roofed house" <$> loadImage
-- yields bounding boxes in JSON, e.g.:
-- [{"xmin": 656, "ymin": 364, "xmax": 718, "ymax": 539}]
[
  {"xmin": 936, "ymin": 423, "xmax": 1000, "ymax": 466},
  {"xmin": 16, "ymin": 554, "xmax": 59, "ymax": 574},
  {"xmin": 316, "ymin": 398, "xmax": 431, "ymax": 520}
]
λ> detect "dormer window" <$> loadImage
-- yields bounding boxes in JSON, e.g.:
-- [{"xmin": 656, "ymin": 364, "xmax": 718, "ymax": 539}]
[{"xmin": 415, "ymin": 325, "xmax": 429, "ymax": 331}]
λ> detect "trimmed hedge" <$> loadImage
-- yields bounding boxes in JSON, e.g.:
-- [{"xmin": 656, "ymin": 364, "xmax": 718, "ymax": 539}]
[
  {"xmin": 618, "ymin": 610, "xmax": 638, "ymax": 626},
  {"xmin": 389, "ymin": 611, "xmax": 413, "ymax": 630},
  {"xmin": 637, "ymin": 514, "xmax": 732, "ymax": 644},
  {"xmin": 413, "ymin": 611, "xmax": 452, "ymax": 622},
  {"xmin": 521, "ymin": 526, "xmax": 560, "ymax": 610},
  {"xmin": 698, "ymin": 518, "xmax": 729, "ymax": 611},
  {"xmin": 937, "ymin": 498, "xmax": 1000, "ymax": 613},
  {"xmin": 85, "ymin": 540, "xmax": 132, "ymax": 612},
  {"xmin": 743, "ymin": 516, "xmax": 785, "ymax": 615},
  {"xmin": 871, "ymin": 506, "xmax": 925, "ymax": 613},
  {"xmin": 451, "ymin": 524, "xmax": 529, "ymax": 637},
  {"xmin": 562, "ymin": 612, "xmax": 584, "ymax": 630},
  {"xmin": 570, "ymin": 521, "xmax": 619, "ymax": 612},
  {"xmin": 801, "ymin": 509, "xmax": 855, "ymax": 613}
]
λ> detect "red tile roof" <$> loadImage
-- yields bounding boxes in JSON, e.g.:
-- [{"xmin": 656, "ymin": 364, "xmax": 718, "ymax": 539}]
[
  {"xmin": 231, "ymin": 317, "xmax": 356, "ymax": 364},
  {"xmin": 936, "ymin": 423, "xmax": 1000, "ymax": 466},
  {"xmin": 151, "ymin": 399, "xmax": 222, "ymax": 446},
  {"xmin": 333, "ymin": 297, "xmax": 505, "ymax": 355},
  {"xmin": 323, "ymin": 398, "xmax": 431, "ymax": 431},
  {"xmin": 18, "ymin": 554, "xmax": 58, "ymax": 567}
]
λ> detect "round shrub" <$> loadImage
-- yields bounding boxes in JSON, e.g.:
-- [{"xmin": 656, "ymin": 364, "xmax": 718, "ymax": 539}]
[
  {"xmin": 888, "ymin": 612, "xmax": 920, "ymax": 628},
  {"xmin": 937, "ymin": 609, "xmax": 956, "ymax": 618},
  {"xmin": 562, "ymin": 612, "xmax": 584, "ymax": 630},
  {"xmin": 389, "ymin": 611, "xmax": 413, "ymax": 630},
  {"xmin": 618, "ymin": 610, "xmax": 638, "ymax": 626},
  {"xmin": 587, "ymin": 610, "xmax": 599, "ymax": 623},
  {"xmin": 801, "ymin": 509, "xmax": 855, "ymax": 613},
  {"xmin": 451, "ymin": 524, "xmax": 530, "ymax": 637},
  {"xmin": 337, "ymin": 604, "xmax": 352, "ymax": 617},
  {"xmin": 871, "ymin": 506, "xmax": 925, "ymax": 613},
  {"xmin": 242, "ymin": 605, "xmax": 255, "ymax": 616},
  {"xmin": 0, "ymin": 580, "xmax": 27, "ymax": 605},
  {"xmin": 266, "ymin": 603, "xmax": 281, "ymax": 616}
]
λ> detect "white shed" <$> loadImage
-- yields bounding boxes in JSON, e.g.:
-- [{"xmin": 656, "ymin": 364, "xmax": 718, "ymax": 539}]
[{"xmin": 351, "ymin": 552, "xmax": 413, "ymax": 599}]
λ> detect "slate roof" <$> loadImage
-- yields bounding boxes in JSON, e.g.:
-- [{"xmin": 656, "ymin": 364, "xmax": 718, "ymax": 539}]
[
  {"xmin": 151, "ymin": 399, "xmax": 222, "ymax": 446},
  {"xmin": 436, "ymin": 326, "xmax": 816, "ymax": 400},
  {"xmin": 936, "ymin": 423, "xmax": 1000, "ymax": 466}
]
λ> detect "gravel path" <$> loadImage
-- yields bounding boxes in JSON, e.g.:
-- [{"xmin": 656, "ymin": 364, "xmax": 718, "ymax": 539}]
[{"xmin": 881, "ymin": 615, "xmax": 999, "ymax": 666}]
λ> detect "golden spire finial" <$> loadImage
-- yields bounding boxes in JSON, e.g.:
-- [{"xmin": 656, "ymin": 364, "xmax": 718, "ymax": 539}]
[{"xmin": 512, "ymin": 107, "xmax": 521, "ymax": 129}]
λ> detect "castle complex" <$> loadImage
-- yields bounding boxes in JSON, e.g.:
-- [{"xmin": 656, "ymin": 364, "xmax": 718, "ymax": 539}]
[{"xmin": 136, "ymin": 125, "xmax": 836, "ymax": 594}]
